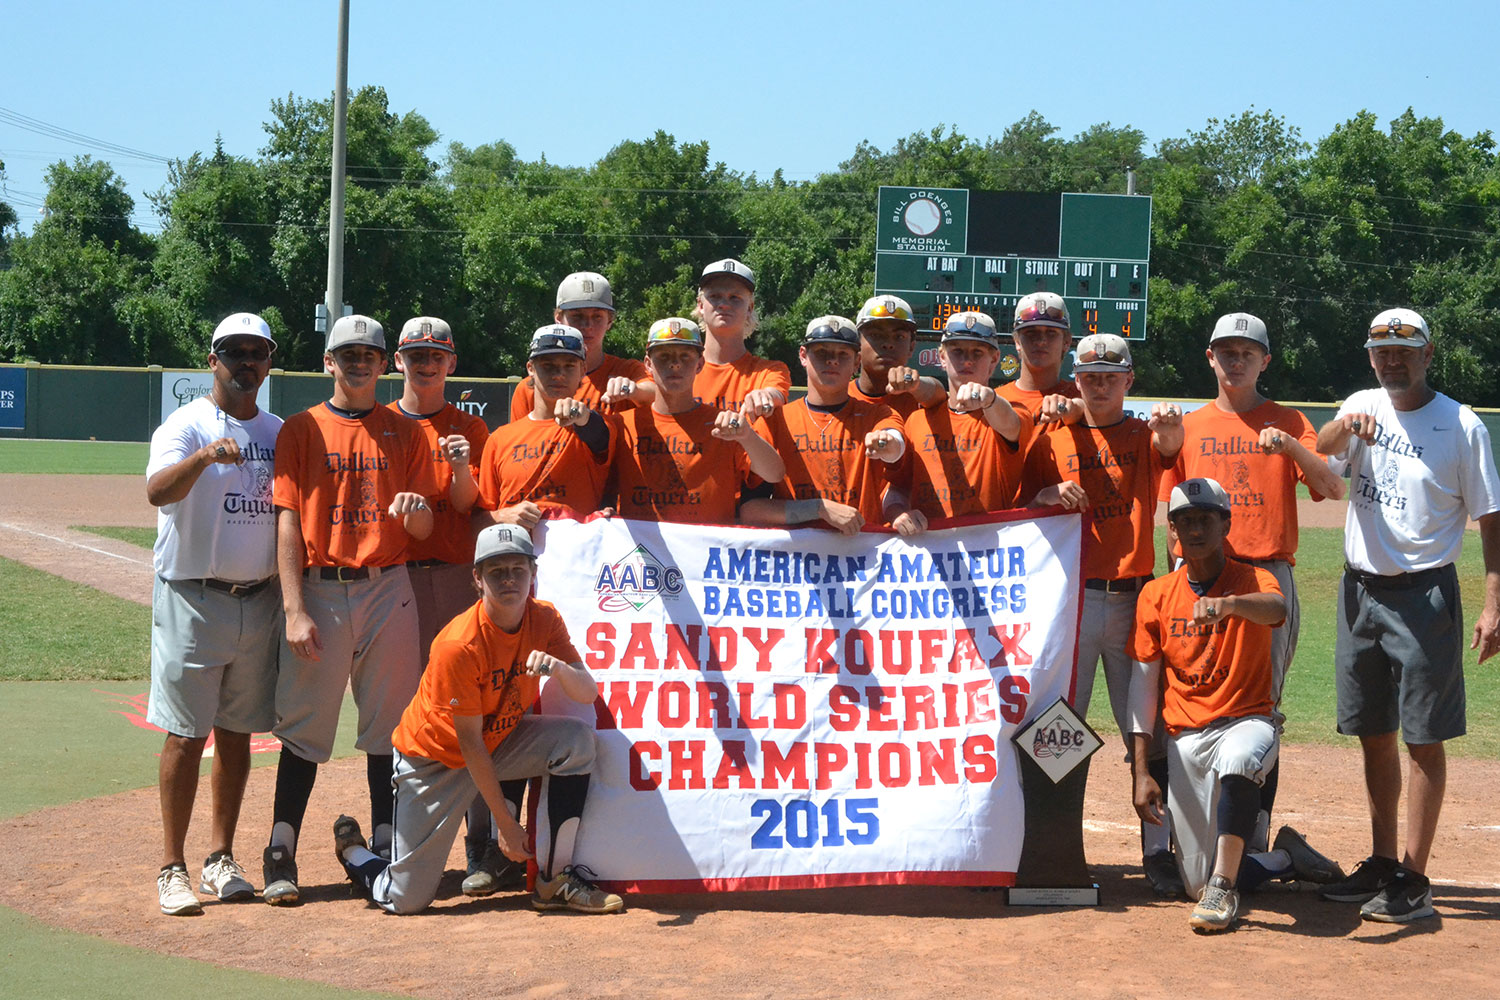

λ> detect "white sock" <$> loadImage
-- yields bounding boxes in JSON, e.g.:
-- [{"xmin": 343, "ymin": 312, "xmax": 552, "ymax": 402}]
[
  {"xmin": 270, "ymin": 822, "xmax": 296, "ymax": 854},
  {"xmin": 370, "ymin": 822, "xmax": 393, "ymax": 855},
  {"xmin": 1252, "ymin": 849, "xmax": 1291, "ymax": 877},
  {"xmin": 342, "ymin": 844, "xmax": 380, "ymax": 867}
]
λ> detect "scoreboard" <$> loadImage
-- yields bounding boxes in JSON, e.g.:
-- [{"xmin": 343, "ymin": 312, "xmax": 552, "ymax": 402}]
[{"xmin": 874, "ymin": 187, "xmax": 1151, "ymax": 346}]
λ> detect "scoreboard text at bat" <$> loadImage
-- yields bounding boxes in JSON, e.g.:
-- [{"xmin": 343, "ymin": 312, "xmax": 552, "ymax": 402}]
[{"xmin": 873, "ymin": 188, "xmax": 1152, "ymax": 341}]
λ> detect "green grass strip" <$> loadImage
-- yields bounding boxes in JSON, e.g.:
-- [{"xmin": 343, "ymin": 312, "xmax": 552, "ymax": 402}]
[
  {"xmin": 0, "ymin": 439, "xmax": 149, "ymax": 474},
  {"xmin": 73, "ymin": 524, "xmax": 158, "ymax": 549},
  {"xmin": 0, "ymin": 558, "xmax": 150, "ymax": 681}
]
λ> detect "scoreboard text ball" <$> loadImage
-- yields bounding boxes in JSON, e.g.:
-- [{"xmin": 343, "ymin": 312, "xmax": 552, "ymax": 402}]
[{"xmin": 874, "ymin": 188, "xmax": 1151, "ymax": 341}]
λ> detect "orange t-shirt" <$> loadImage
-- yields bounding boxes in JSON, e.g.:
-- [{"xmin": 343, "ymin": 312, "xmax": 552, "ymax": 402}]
[
  {"xmin": 765, "ymin": 398, "xmax": 906, "ymax": 525},
  {"xmin": 847, "ymin": 379, "xmax": 922, "ymax": 419},
  {"xmin": 392, "ymin": 598, "xmax": 580, "ymax": 768},
  {"xmin": 1022, "ymin": 418, "xmax": 1168, "ymax": 580},
  {"xmin": 998, "ymin": 377, "xmax": 1080, "ymax": 419},
  {"xmin": 388, "ymin": 402, "xmax": 489, "ymax": 566},
  {"xmin": 905, "ymin": 401, "xmax": 1033, "ymax": 520},
  {"xmin": 694, "ymin": 353, "xmax": 793, "ymax": 412},
  {"xmin": 509, "ymin": 354, "xmax": 650, "ymax": 422},
  {"xmin": 1160, "ymin": 400, "xmax": 1324, "ymax": 563},
  {"xmin": 1129, "ymin": 560, "xmax": 1282, "ymax": 735},
  {"xmin": 476, "ymin": 414, "xmax": 616, "ymax": 516},
  {"xmin": 272, "ymin": 403, "xmax": 439, "ymax": 568},
  {"xmin": 611, "ymin": 404, "xmax": 761, "ymax": 524}
]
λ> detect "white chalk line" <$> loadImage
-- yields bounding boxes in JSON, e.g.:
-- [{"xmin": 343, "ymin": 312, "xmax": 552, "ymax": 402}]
[{"xmin": 0, "ymin": 521, "xmax": 153, "ymax": 566}]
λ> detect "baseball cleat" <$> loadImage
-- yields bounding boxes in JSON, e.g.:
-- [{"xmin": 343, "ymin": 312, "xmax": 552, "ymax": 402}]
[
  {"xmin": 1273, "ymin": 826, "xmax": 1345, "ymax": 885},
  {"xmin": 1189, "ymin": 880, "xmax": 1239, "ymax": 933},
  {"xmin": 532, "ymin": 865, "xmax": 624, "ymax": 914},
  {"xmin": 261, "ymin": 844, "xmax": 300, "ymax": 906},
  {"xmin": 157, "ymin": 865, "xmax": 203, "ymax": 916},
  {"xmin": 1320, "ymin": 854, "xmax": 1398, "ymax": 903},
  {"xmin": 463, "ymin": 840, "xmax": 525, "ymax": 897},
  {"xmin": 200, "ymin": 852, "xmax": 255, "ymax": 902},
  {"xmin": 332, "ymin": 815, "xmax": 366, "ymax": 876},
  {"xmin": 1144, "ymin": 850, "xmax": 1187, "ymax": 899},
  {"xmin": 1360, "ymin": 868, "xmax": 1435, "ymax": 923}
]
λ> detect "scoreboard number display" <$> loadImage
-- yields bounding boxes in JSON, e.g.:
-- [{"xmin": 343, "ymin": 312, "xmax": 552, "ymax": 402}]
[{"xmin": 875, "ymin": 188, "xmax": 1151, "ymax": 345}]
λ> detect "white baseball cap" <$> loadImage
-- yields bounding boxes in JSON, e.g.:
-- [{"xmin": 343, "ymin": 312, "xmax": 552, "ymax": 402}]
[
  {"xmin": 699, "ymin": 258, "xmax": 755, "ymax": 290},
  {"xmin": 1209, "ymin": 313, "xmax": 1270, "ymax": 350},
  {"xmin": 1365, "ymin": 308, "xmax": 1430, "ymax": 349},
  {"xmin": 646, "ymin": 317, "xmax": 704, "ymax": 351},
  {"xmin": 1013, "ymin": 292, "xmax": 1071, "ymax": 333},
  {"xmin": 940, "ymin": 311, "xmax": 999, "ymax": 346},
  {"xmin": 1073, "ymin": 333, "xmax": 1133, "ymax": 372},
  {"xmin": 1168, "ymin": 477, "xmax": 1231, "ymax": 517},
  {"xmin": 326, "ymin": 315, "xmax": 386, "ymax": 353},
  {"xmin": 211, "ymin": 312, "xmax": 276, "ymax": 350},
  {"xmin": 556, "ymin": 272, "xmax": 615, "ymax": 312},
  {"xmin": 528, "ymin": 325, "xmax": 587, "ymax": 360},
  {"xmin": 474, "ymin": 523, "xmax": 535, "ymax": 564},
  {"xmin": 803, "ymin": 315, "xmax": 860, "ymax": 348},
  {"xmin": 855, "ymin": 294, "xmax": 917, "ymax": 332}
]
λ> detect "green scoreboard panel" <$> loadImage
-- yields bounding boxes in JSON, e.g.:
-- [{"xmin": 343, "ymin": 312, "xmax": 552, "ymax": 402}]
[{"xmin": 874, "ymin": 187, "xmax": 1151, "ymax": 343}]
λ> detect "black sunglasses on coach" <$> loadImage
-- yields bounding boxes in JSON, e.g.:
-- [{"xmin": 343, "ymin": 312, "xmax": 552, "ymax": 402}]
[{"xmin": 215, "ymin": 344, "xmax": 273, "ymax": 362}]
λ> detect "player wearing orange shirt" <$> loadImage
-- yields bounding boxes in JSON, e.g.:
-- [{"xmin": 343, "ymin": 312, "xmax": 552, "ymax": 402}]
[
  {"xmin": 691, "ymin": 259, "xmax": 792, "ymax": 419},
  {"xmin": 847, "ymin": 294, "xmax": 944, "ymax": 419},
  {"xmin": 332, "ymin": 524, "xmax": 623, "ymax": 915},
  {"xmin": 741, "ymin": 315, "xmax": 923, "ymax": 535},
  {"xmin": 509, "ymin": 271, "xmax": 649, "ymax": 420},
  {"xmin": 480, "ymin": 325, "xmax": 616, "ymax": 536},
  {"xmin": 1128, "ymin": 478, "xmax": 1342, "ymax": 933},
  {"xmin": 998, "ymin": 292, "xmax": 1081, "ymax": 421},
  {"xmin": 609, "ymin": 317, "xmax": 784, "ymax": 524},
  {"xmin": 1021, "ymin": 332, "xmax": 1185, "ymax": 895},
  {"xmin": 263, "ymin": 314, "xmax": 438, "ymax": 906},
  {"xmin": 905, "ymin": 311, "xmax": 1029, "ymax": 520},
  {"xmin": 1160, "ymin": 312, "xmax": 1347, "ymax": 853}
]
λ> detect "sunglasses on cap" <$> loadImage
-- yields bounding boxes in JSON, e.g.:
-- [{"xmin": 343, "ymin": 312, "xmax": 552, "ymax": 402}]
[
  {"xmin": 1015, "ymin": 300, "xmax": 1068, "ymax": 324},
  {"xmin": 1367, "ymin": 320, "xmax": 1424, "ymax": 341},
  {"xmin": 215, "ymin": 344, "xmax": 272, "ymax": 362},
  {"xmin": 533, "ymin": 332, "xmax": 583, "ymax": 352},
  {"xmin": 1076, "ymin": 343, "xmax": 1129, "ymax": 366},
  {"xmin": 866, "ymin": 301, "xmax": 911, "ymax": 321}
]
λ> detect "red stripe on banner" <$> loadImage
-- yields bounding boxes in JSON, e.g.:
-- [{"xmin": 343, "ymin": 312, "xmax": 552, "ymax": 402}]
[{"xmin": 596, "ymin": 870, "xmax": 1016, "ymax": 894}]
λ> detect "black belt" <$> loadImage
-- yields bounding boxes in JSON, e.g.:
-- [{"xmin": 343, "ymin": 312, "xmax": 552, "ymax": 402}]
[
  {"xmin": 405, "ymin": 558, "xmax": 448, "ymax": 569},
  {"xmin": 200, "ymin": 577, "xmax": 273, "ymax": 597},
  {"xmin": 307, "ymin": 565, "xmax": 396, "ymax": 583},
  {"xmin": 1085, "ymin": 574, "xmax": 1153, "ymax": 593},
  {"xmin": 1344, "ymin": 563, "xmax": 1450, "ymax": 591}
]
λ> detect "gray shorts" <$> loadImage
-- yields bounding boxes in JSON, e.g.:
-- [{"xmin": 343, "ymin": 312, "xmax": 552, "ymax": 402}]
[
  {"xmin": 1075, "ymin": 587, "xmax": 1163, "ymax": 761},
  {"xmin": 372, "ymin": 715, "xmax": 597, "ymax": 914},
  {"xmin": 274, "ymin": 566, "xmax": 422, "ymax": 763},
  {"xmin": 1335, "ymin": 564, "xmax": 1465, "ymax": 744},
  {"xmin": 147, "ymin": 576, "xmax": 280, "ymax": 738}
]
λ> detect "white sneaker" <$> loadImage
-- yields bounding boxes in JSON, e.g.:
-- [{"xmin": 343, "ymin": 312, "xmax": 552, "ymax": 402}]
[
  {"xmin": 200, "ymin": 853, "xmax": 255, "ymax": 901},
  {"xmin": 158, "ymin": 865, "xmax": 203, "ymax": 916}
]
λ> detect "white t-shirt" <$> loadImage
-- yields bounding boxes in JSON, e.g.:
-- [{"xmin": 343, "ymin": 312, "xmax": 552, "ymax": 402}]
[
  {"xmin": 147, "ymin": 395, "xmax": 283, "ymax": 583},
  {"xmin": 1331, "ymin": 388, "xmax": 1500, "ymax": 575}
]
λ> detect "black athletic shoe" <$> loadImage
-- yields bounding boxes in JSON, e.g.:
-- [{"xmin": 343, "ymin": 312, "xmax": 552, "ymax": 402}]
[
  {"xmin": 1320, "ymin": 854, "xmax": 1399, "ymax": 903},
  {"xmin": 262, "ymin": 844, "xmax": 300, "ymax": 906},
  {"xmin": 1144, "ymin": 850, "xmax": 1187, "ymax": 899},
  {"xmin": 1360, "ymin": 867, "xmax": 1435, "ymax": 923}
]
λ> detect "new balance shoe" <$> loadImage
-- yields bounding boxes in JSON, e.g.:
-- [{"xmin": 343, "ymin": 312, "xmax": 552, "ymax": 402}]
[
  {"xmin": 463, "ymin": 840, "xmax": 525, "ymax": 897},
  {"xmin": 532, "ymin": 865, "xmax": 624, "ymax": 914},
  {"xmin": 1189, "ymin": 877, "xmax": 1239, "ymax": 933},
  {"xmin": 262, "ymin": 844, "xmax": 300, "ymax": 906},
  {"xmin": 333, "ymin": 815, "xmax": 366, "ymax": 878},
  {"xmin": 1320, "ymin": 854, "xmax": 1398, "ymax": 903},
  {"xmin": 1273, "ymin": 826, "xmax": 1346, "ymax": 885},
  {"xmin": 1144, "ymin": 850, "xmax": 1187, "ymax": 899},
  {"xmin": 157, "ymin": 864, "xmax": 203, "ymax": 916},
  {"xmin": 1360, "ymin": 867, "xmax": 1435, "ymax": 923},
  {"xmin": 199, "ymin": 852, "xmax": 255, "ymax": 902}
]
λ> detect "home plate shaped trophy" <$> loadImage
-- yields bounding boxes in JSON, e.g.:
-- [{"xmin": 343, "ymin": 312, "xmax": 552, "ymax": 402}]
[{"xmin": 1008, "ymin": 697, "xmax": 1104, "ymax": 905}]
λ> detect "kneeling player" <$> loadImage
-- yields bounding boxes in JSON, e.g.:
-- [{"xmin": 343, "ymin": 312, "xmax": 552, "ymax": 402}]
[
  {"xmin": 333, "ymin": 524, "xmax": 622, "ymax": 915},
  {"xmin": 1128, "ymin": 479, "xmax": 1342, "ymax": 933}
]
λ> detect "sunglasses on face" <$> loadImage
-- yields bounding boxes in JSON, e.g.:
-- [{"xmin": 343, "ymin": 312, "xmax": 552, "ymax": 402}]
[{"xmin": 215, "ymin": 345, "xmax": 272, "ymax": 362}]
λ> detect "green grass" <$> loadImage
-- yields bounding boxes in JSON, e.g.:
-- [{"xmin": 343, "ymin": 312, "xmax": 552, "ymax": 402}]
[
  {"xmin": 0, "ymin": 557, "xmax": 150, "ymax": 681},
  {"xmin": 73, "ymin": 524, "xmax": 157, "ymax": 548},
  {"xmin": 0, "ymin": 438, "xmax": 149, "ymax": 474},
  {"xmin": 1086, "ymin": 526, "xmax": 1498, "ymax": 758},
  {"xmin": 0, "ymin": 906, "xmax": 404, "ymax": 1000}
]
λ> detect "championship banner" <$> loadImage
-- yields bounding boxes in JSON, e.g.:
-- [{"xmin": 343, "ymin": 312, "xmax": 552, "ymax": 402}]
[{"xmin": 533, "ymin": 510, "xmax": 1083, "ymax": 892}]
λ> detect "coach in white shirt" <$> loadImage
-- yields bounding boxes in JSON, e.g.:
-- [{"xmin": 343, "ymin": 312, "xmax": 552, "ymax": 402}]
[
  {"xmin": 145, "ymin": 312, "xmax": 283, "ymax": 915},
  {"xmin": 1316, "ymin": 307, "xmax": 1500, "ymax": 923}
]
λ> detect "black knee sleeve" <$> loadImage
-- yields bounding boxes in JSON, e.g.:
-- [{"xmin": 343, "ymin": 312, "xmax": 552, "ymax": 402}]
[
  {"xmin": 1147, "ymin": 755, "xmax": 1169, "ymax": 803},
  {"xmin": 1258, "ymin": 759, "xmax": 1280, "ymax": 814},
  {"xmin": 1218, "ymin": 774, "xmax": 1260, "ymax": 843},
  {"xmin": 271, "ymin": 747, "xmax": 319, "ymax": 837}
]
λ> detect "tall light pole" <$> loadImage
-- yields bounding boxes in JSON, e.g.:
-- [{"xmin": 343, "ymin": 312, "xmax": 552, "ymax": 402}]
[{"xmin": 322, "ymin": 0, "xmax": 350, "ymax": 342}]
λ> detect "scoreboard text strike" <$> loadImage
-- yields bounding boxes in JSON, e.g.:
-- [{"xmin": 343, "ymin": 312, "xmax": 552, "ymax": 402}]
[{"xmin": 874, "ymin": 187, "xmax": 1152, "ymax": 341}]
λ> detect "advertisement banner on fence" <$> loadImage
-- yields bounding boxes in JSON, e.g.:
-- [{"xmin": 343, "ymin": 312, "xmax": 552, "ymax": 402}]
[
  {"xmin": 0, "ymin": 368, "xmax": 25, "ymax": 430},
  {"xmin": 532, "ymin": 510, "xmax": 1083, "ymax": 892},
  {"xmin": 161, "ymin": 370, "xmax": 271, "ymax": 421}
]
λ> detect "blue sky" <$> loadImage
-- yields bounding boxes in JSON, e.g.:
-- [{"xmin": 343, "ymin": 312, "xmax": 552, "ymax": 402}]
[{"xmin": 2, "ymin": 0, "xmax": 1494, "ymax": 233}]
